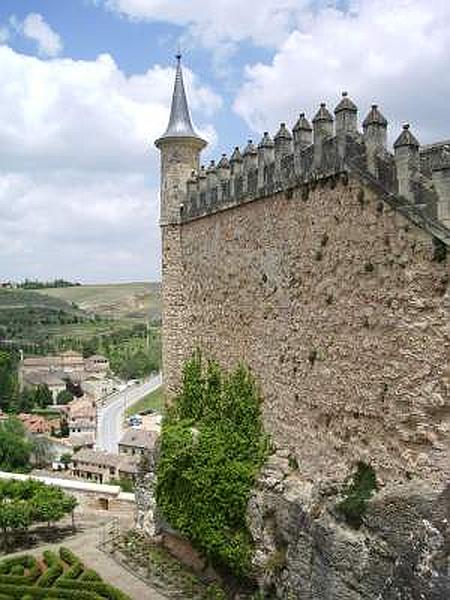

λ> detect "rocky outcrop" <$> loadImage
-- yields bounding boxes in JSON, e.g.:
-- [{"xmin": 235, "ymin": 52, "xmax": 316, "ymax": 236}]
[
  {"xmin": 134, "ymin": 457, "xmax": 158, "ymax": 537},
  {"xmin": 248, "ymin": 454, "xmax": 450, "ymax": 599}
]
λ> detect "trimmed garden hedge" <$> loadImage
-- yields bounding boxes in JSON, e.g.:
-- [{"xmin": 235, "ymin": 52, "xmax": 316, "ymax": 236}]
[{"xmin": 0, "ymin": 548, "xmax": 131, "ymax": 600}]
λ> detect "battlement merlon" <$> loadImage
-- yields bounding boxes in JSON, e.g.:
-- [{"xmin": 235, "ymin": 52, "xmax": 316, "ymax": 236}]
[{"xmin": 179, "ymin": 92, "xmax": 450, "ymax": 240}]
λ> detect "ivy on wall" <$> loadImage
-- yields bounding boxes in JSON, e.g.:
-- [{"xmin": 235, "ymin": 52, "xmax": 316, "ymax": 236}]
[{"xmin": 156, "ymin": 350, "xmax": 268, "ymax": 578}]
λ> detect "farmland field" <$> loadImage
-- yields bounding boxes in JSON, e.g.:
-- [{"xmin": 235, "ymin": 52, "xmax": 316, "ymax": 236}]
[
  {"xmin": 36, "ymin": 282, "xmax": 161, "ymax": 321},
  {"xmin": 0, "ymin": 284, "xmax": 162, "ymax": 377}
]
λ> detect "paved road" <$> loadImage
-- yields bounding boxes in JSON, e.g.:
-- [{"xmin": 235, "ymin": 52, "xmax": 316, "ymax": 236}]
[{"xmin": 96, "ymin": 373, "xmax": 162, "ymax": 453}]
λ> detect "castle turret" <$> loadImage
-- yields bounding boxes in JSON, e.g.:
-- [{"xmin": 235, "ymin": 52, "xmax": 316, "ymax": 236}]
[
  {"xmin": 155, "ymin": 54, "xmax": 207, "ymax": 395},
  {"xmin": 243, "ymin": 140, "xmax": 258, "ymax": 194},
  {"xmin": 258, "ymin": 132, "xmax": 275, "ymax": 189},
  {"xmin": 274, "ymin": 123, "xmax": 293, "ymax": 182},
  {"xmin": 217, "ymin": 154, "xmax": 231, "ymax": 202},
  {"xmin": 155, "ymin": 54, "xmax": 207, "ymax": 224},
  {"xmin": 394, "ymin": 124, "xmax": 420, "ymax": 202},
  {"xmin": 312, "ymin": 103, "xmax": 334, "ymax": 168},
  {"xmin": 292, "ymin": 113, "xmax": 312, "ymax": 177},
  {"xmin": 334, "ymin": 92, "xmax": 358, "ymax": 137},
  {"xmin": 363, "ymin": 104, "xmax": 387, "ymax": 176},
  {"xmin": 230, "ymin": 147, "xmax": 243, "ymax": 197}
]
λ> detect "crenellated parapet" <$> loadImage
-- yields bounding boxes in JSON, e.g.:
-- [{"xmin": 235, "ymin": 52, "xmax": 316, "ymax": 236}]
[{"xmin": 180, "ymin": 93, "xmax": 450, "ymax": 232}]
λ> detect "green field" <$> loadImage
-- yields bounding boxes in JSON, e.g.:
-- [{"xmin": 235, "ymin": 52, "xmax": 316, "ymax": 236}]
[
  {"xmin": 0, "ymin": 284, "xmax": 162, "ymax": 379},
  {"xmin": 37, "ymin": 282, "xmax": 161, "ymax": 321},
  {"xmin": 126, "ymin": 386, "xmax": 164, "ymax": 417}
]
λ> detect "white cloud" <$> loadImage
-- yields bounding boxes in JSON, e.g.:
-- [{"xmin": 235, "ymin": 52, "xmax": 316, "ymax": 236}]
[
  {"xmin": 0, "ymin": 47, "xmax": 219, "ymax": 172},
  {"xmin": 19, "ymin": 13, "xmax": 63, "ymax": 57},
  {"xmin": 0, "ymin": 27, "xmax": 9, "ymax": 44},
  {"xmin": 0, "ymin": 46, "xmax": 220, "ymax": 282},
  {"xmin": 100, "ymin": 0, "xmax": 313, "ymax": 49},
  {"xmin": 0, "ymin": 171, "xmax": 160, "ymax": 283},
  {"xmin": 234, "ymin": 0, "xmax": 450, "ymax": 144}
]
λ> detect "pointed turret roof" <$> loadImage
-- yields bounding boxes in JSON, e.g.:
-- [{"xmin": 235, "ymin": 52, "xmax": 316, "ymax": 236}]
[
  {"xmin": 156, "ymin": 55, "xmax": 206, "ymax": 146},
  {"xmin": 293, "ymin": 113, "xmax": 312, "ymax": 132},
  {"xmin": 334, "ymin": 92, "xmax": 357, "ymax": 114},
  {"xmin": 230, "ymin": 146, "xmax": 243, "ymax": 163},
  {"xmin": 274, "ymin": 123, "xmax": 293, "ymax": 141},
  {"xmin": 243, "ymin": 140, "xmax": 257, "ymax": 156},
  {"xmin": 258, "ymin": 131, "xmax": 274, "ymax": 148},
  {"xmin": 363, "ymin": 104, "xmax": 388, "ymax": 129},
  {"xmin": 312, "ymin": 103, "xmax": 333, "ymax": 123},
  {"xmin": 393, "ymin": 124, "xmax": 419, "ymax": 149},
  {"xmin": 217, "ymin": 154, "xmax": 230, "ymax": 169}
]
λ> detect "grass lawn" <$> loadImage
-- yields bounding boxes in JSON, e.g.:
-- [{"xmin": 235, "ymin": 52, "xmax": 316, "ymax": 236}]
[{"xmin": 125, "ymin": 386, "xmax": 164, "ymax": 417}]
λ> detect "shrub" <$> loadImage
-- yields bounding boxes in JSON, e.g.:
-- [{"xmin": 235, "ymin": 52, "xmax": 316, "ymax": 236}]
[
  {"xmin": 58, "ymin": 562, "xmax": 83, "ymax": 581},
  {"xmin": 0, "ymin": 583, "xmax": 102, "ymax": 599},
  {"xmin": 36, "ymin": 562, "xmax": 63, "ymax": 588},
  {"xmin": 336, "ymin": 461, "xmax": 378, "ymax": 529},
  {"xmin": 59, "ymin": 547, "xmax": 80, "ymax": 568},
  {"xmin": 42, "ymin": 551, "xmax": 58, "ymax": 568},
  {"xmin": 80, "ymin": 569, "xmax": 103, "ymax": 582},
  {"xmin": 0, "ymin": 555, "xmax": 35, "ymax": 575},
  {"xmin": 156, "ymin": 352, "xmax": 268, "ymax": 579},
  {"xmin": 10, "ymin": 565, "xmax": 24, "ymax": 576},
  {"xmin": 58, "ymin": 580, "xmax": 132, "ymax": 600}
]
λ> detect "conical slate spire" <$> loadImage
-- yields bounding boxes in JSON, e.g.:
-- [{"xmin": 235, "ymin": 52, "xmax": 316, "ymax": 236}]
[{"xmin": 157, "ymin": 55, "xmax": 205, "ymax": 143}]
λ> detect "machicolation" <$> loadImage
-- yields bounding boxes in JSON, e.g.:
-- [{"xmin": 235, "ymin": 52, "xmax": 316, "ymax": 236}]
[{"xmin": 181, "ymin": 92, "xmax": 450, "ymax": 244}]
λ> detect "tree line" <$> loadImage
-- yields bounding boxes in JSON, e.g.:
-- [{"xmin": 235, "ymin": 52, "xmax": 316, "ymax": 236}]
[{"xmin": 16, "ymin": 279, "xmax": 81, "ymax": 289}]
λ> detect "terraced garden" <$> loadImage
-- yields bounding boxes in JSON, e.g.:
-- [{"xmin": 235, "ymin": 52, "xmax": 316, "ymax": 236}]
[{"xmin": 0, "ymin": 546, "xmax": 131, "ymax": 599}]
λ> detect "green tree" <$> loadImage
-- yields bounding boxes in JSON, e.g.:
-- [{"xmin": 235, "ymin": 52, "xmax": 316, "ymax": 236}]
[
  {"xmin": 60, "ymin": 453, "xmax": 72, "ymax": 470},
  {"xmin": 31, "ymin": 436, "xmax": 55, "ymax": 469},
  {"xmin": 34, "ymin": 384, "xmax": 53, "ymax": 409},
  {"xmin": 156, "ymin": 352, "xmax": 268, "ymax": 578},
  {"xmin": 0, "ymin": 351, "xmax": 18, "ymax": 412},
  {"xmin": 0, "ymin": 417, "xmax": 33, "ymax": 472},
  {"xmin": 0, "ymin": 480, "xmax": 77, "ymax": 548},
  {"xmin": 56, "ymin": 389, "xmax": 73, "ymax": 405}
]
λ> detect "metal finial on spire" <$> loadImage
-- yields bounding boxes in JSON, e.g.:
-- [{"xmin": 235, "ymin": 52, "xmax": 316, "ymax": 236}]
[{"xmin": 155, "ymin": 54, "xmax": 206, "ymax": 146}]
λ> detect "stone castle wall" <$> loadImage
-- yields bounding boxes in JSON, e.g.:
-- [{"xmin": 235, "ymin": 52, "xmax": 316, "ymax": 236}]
[{"xmin": 171, "ymin": 173, "xmax": 449, "ymax": 484}]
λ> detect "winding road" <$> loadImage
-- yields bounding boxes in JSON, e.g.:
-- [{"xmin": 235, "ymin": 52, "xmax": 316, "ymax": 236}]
[{"xmin": 96, "ymin": 373, "xmax": 162, "ymax": 453}]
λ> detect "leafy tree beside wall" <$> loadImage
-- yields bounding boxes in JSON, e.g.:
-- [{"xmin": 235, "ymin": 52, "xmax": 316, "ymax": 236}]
[
  {"xmin": 0, "ymin": 418, "xmax": 33, "ymax": 472},
  {"xmin": 0, "ymin": 351, "xmax": 18, "ymax": 412},
  {"xmin": 156, "ymin": 351, "xmax": 268, "ymax": 579}
]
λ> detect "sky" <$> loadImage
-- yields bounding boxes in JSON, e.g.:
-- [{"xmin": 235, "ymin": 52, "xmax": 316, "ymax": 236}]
[{"xmin": 0, "ymin": 0, "xmax": 449, "ymax": 283}]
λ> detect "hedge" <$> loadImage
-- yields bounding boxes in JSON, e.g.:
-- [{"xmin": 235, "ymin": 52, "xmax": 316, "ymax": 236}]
[
  {"xmin": 36, "ymin": 562, "xmax": 63, "ymax": 588},
  {"xmin": 42, "ymin": 552, "xmax": 58, "ymax": 568},
  {"xmin": 58, "ymin": 562, "xmax": 83, "ymax": 582},
  {"xmin": 0, "ymin": 584, "xmax": 103, "ymax": 599},
  {"xmin": 79, "ymin": 570, "xmax": 102, "ymax": 582},
  {"xmin": 0, "ymin": 555, "xmax": 36, "ymax": 574},
  {"xmin": 59, "ymin": 547, "xmax": 80, "ymax": 567},
  {"xmin": 58, "ymin": 580, "xmax": 132, "ymax": 600},
  {"xmin": 0, "ymin": 574, "xmax": 33, "ymax": 586}
]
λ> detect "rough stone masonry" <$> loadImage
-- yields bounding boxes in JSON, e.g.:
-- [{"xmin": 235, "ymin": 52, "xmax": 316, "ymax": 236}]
[{"xmin": 154, "ymin": 58, "xmax": 450, "ymax": 598}]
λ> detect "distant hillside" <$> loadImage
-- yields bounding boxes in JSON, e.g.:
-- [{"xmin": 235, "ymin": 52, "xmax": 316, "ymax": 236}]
[
  {"xmin": 0, "ymin": 288, "xmax": 85, "ymax": 314},
  {"xmin": 0, "ymin": 283, "xmax": 161, "ymax": 353},
  {"xmin": 36, "ymin": 282, "xmax": 161, "ymax": 321},
  {"xmin": 0, "ymin": 287, "xmax": 91, "ymax": 347}
]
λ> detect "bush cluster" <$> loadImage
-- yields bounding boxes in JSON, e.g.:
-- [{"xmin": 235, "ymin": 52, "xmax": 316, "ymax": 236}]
[
  {"xmin": 156, "ymin": 351, "xmax": 268, "ymax": 578},
  {"xmin": 336, "ymin": 461, "xmax": 378, "ymax": 528}
]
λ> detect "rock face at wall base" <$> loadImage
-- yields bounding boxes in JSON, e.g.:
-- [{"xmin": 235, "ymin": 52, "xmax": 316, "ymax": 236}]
[
  {"xmin": 249, "ymin": 455, "xmax": 450, "ymax": 599},
  {"xmin": 134, "ymin": 467, "xmax": 158, "ymax": 537}
]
